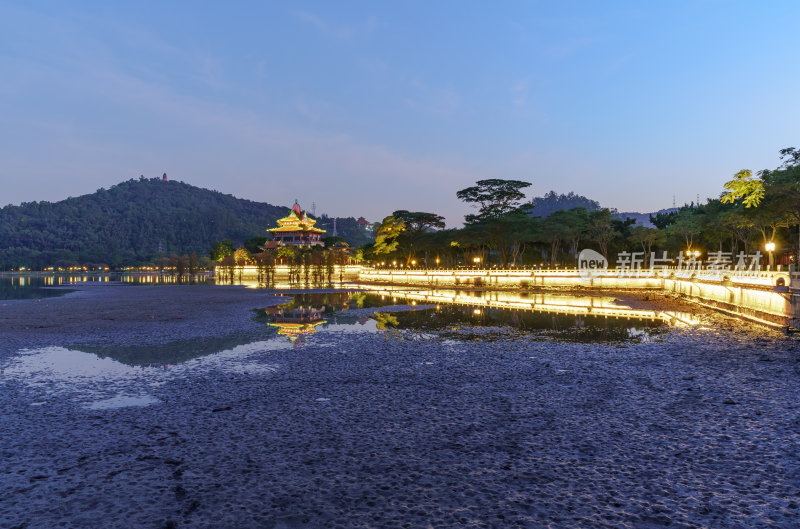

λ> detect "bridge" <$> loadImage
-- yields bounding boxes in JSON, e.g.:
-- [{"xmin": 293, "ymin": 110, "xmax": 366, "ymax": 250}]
[{"xmin": 358, "ymin": 267, "xmax": 800, "ymax": 330}]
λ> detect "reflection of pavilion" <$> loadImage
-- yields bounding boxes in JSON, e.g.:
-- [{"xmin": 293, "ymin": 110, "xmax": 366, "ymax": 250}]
[{"xmin": 265, "ymin": 307, "xmax": 327, "ymax": 342}]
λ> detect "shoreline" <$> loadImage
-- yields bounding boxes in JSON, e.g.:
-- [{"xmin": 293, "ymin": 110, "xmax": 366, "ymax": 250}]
[{"xmin": 0, "ymin": 284, "xmax": 287, "ymax": 356}]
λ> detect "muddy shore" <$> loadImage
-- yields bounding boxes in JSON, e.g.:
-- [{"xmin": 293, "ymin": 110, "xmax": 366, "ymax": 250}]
[{"xmin": 2, "ymin": 285, "xmax": 799, "ymax": 528}]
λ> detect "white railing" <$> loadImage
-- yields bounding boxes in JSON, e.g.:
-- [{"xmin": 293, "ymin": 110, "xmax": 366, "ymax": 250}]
[{"xmin": 359, "ymin": 267, "xmax": 794, "ymax": 289}]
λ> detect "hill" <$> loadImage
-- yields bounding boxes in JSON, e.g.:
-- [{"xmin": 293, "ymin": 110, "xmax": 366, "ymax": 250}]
[
  {"xmin": 0, "ymin": 178, "xmax": 372, "ymax": 269},
  {"xmin": 528, "ymin": 191, "xmax": 675, "ymax": 227},
  {"xmin": 614, "ymin": 208, "xmax": 679, "ymax": 228},
  {"xmin": 528, "ymin": 191, "xmax": 601, "ymax": 218}
]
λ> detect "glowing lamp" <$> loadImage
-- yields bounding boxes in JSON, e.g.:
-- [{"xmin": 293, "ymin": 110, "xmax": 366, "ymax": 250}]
[{"xmin": 766, "ymin": 242, "xmax": 775, "ymax": 252}]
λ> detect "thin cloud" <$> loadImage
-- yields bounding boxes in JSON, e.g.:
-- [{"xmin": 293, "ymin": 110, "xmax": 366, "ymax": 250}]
[{"xmin": 293, "ymin": 10, "xmax": 377, "ymax": 41}]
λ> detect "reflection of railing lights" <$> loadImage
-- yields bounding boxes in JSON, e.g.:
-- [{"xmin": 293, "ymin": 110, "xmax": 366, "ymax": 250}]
[{"xmin": 473, "ymin": 309, "xmax": 481, "ymax": 315}]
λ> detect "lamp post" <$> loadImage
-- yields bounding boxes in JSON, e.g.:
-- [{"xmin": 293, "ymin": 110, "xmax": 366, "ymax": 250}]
[
  {"xmin": 473, "ymin": 256, "xmax": 481, "ymax": 268},
  {"xmin": 766, "ymin": 242, "xmax": 775, "ymax": 270}
]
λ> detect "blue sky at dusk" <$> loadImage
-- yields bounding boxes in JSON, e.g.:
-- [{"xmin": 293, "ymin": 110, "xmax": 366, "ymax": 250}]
[{"xmin": 1, "ymin": 1, "xmax": 798, "ymax": 226}]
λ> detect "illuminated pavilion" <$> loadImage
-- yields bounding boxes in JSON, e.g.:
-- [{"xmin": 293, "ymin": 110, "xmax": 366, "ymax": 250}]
[{"xmin": 267, "ymin": 200, "xmax": 326, "ymax": 247}]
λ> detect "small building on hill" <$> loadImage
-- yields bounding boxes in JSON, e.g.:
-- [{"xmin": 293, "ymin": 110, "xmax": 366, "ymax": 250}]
[
  {"xmin": 356, "ymin": 216, "xmax": 371, "ymax": 230},
  {"xmin": 266, "ymin": 201, "xmax": 326, "ymax": 247}
]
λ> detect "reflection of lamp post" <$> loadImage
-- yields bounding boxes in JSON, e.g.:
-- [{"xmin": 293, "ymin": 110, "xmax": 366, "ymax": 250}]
[{"xmin": 766, "ymin": 242, "xmax": 775, "ymax": 270}]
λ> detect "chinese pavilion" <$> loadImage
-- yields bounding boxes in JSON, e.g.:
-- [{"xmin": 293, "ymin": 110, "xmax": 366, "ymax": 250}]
[{"xmin": 267, "ymin": 201, "xmax": 326, "ymax": 247}]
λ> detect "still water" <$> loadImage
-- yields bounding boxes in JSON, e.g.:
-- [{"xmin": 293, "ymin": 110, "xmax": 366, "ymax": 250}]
[{"xmin": 0, "ymin": 273, "xmax": 217, "ymax": 299}]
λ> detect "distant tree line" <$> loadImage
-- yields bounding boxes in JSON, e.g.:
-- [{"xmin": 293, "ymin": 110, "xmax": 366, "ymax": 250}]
[{"xmin": 357, "ymin": 148, "xmax": 800, "ymax": 269}]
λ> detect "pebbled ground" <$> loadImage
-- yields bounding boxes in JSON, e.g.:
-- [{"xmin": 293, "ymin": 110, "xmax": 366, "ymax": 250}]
[{"xmin": 1, "ymin": 286, "xmax": 799, "ymax": 528}]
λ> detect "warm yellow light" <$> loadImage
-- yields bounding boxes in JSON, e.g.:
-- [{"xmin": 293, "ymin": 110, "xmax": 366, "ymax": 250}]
[
  {"xmin": 473, "ymin": 257, "xmax": 481, "ymax": 264},
  {"xmin": 411, "ymin": 260, "xmax": 416, "ymax": 266},
  {"xmin": 766, "ymin": 242, "xmax": 776, "ymax": 252},
  {"xmin": 686, "ymin": 250, "xmax": 692, "ymax": 257},
  {"xmin": 473, "ymin": 309, "xmax": 481, "ymax": 315},
  {"xmin": 694, "ymin": 251, "xmax": 701, "ymax": 257}
]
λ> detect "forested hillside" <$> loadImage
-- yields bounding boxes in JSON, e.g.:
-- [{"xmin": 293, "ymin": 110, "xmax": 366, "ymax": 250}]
[
  {"xmin": 528, "ymin": 191, "xmax": 601, "ymax": 218},
  {"xmin": 528, "ymin": 191, "xmax": 678, "ymax": 227},
  {"xmin": 0, "ymin": 178, "xmax": 371, "ymax": 269}
]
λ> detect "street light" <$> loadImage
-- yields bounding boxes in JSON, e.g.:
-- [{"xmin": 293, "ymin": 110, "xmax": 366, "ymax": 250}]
[
  {"xmin": 766, "ymin": 241, "xmax": 775, "ymax": 270},
  {"xmin": 473, "ymin": 256, "xmax": 481, "ymax": 267}
]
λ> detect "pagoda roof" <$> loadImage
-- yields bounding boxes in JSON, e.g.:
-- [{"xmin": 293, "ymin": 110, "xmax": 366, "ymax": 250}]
[
  {"xmin": 268, "ymin": 226, "xmax": 326, "ymax": 233},
  {"xmin": 269, "ymin": 200, "xmax": 326, "ymax": 233}
]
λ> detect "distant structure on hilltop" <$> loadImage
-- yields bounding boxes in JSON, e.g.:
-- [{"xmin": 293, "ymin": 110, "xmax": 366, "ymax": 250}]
[
  {"xmin": 265, "ymin": 200, "xmax": 326, "ymax": 248},
  {"xmin": 162, "ymin": 173, "xmax": 168, "ymax": 182},
  {"xmin": 356, "ymin": 216, "xmax": 373, "ymax": 231}
]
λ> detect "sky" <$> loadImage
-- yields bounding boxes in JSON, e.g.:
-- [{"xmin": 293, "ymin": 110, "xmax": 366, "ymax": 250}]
[{"xmin": 1, "ymin": 1, "xmax": 798, "ymax": 226}]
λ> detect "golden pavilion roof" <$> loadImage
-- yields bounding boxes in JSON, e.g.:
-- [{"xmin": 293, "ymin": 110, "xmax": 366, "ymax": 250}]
[{"xmin": 267, "ymin": 201, "xmax": 326, "ymax": 234}]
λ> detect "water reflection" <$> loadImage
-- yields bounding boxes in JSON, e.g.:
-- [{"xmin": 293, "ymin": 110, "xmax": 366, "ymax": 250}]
[
  {"xmin": 2, "ymin": 341, "xmax": 286, "ymax": 409},
  {"xmin": 259, "ymin": 289, "xmax": 693, "ymax": 343},
  {"xmin": 0, "ymin": 273, "xmax": 360, "ymax": 300},
  {"xmin": 0, "ymin": 276, "xmax": 76, "ymax": 300},
  {"xmin": 357, "ymin": 287, "xmax": 700, "ymax": 327}
]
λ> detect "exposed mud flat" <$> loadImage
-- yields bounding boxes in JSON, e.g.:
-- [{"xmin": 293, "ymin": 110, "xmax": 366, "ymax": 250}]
[{"xmin": 2, "ymin": 285, "xmax": 799, "ymax": 528}]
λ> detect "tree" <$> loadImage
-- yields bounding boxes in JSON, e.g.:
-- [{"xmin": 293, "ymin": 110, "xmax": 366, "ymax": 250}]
[
  {"xmin": 244, "ymin": 236, "xmax": 268, "ymax": 254},
  {"xmin": 210, "ymin": 239, "xmax": 235, "ymax": 261},
  {"xmin": 588, "ymin": 209, "xmax": 619, "ymax": 259},
  {"xmin": 528, "ymin": 191, "xmax": 600, "ymax": 218},
  {"xmin": 721, "ymin": 169, "xmax": 765, "ymax": 208},
  {"xmin": 373, "ymin": 216, "xmax": 406, "ymax": 257},
  {"xmin": 233, "ymin": 247, "xmax": 250, "ymax": 267},
  {"xmin": 322, "ymin": 236, "xmax": 347, "ymax": 247},
  {"xmin": 188, "ymin": 253, "xmax": 199, "ymax": 275},
  {"xmin": 389, "ymin": 210, "xmax": 445, "ymax": 265},
  {"xmin": 391, "ymin": 210, "xmax": 445, "ymax": 236},
  {"xmin": 476, "ymin": 212, "xmax": 541, "ymax": 267},
  {"xmin": 718, "ymin": 148, "xmax": 800, "ymax": 262},
  {"xmin": 629, "ymin": 226, "xmax": 665, "ymax": 264},
  {"xmin": 541, "ymin": 210, "xmax": 581, "ymax": 266},
  {"xmin": 457, "ymin": 179, "xmax": 532, "ymax": 224},
  {"xmin": 779, "ymin": 147, "xmax": 800, "ymax": 169},
  {"xmin": 666, "ymin": 210, "xmax": 702, "ymax": 251},
  {"xmin": 649, "ymin": 210, "xmax": 679, "ymax": 230}
]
